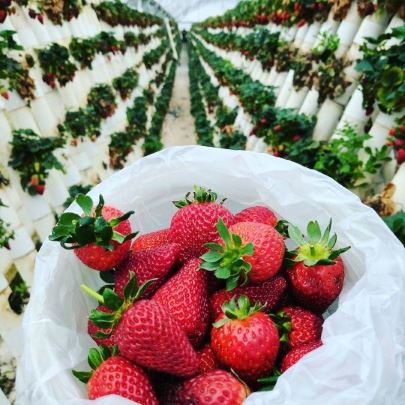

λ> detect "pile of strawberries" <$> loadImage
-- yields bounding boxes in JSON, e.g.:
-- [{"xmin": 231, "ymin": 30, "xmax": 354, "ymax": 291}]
[{"xmin": 50, "ymin": 186, "xmax": 350, "ymax": 404}]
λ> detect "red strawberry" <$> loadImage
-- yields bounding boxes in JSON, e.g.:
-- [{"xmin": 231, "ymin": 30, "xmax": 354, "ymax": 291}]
[
  {"xmin": 30, "ymin": 174, "xmax": 39, "ymax": 186},
  {"xmin": 211, "ymin": 295, "xmax": 280, "ymax": 381},
  {"xmin": 131, "ymin": 228, "xmax": 170, "ymax": 253},
  {"xmin": 87, "ymin": 305, "xmax": 116, "ymax": 347},
  {"xmin": 201, "ymin": 219, "xmax": 284, "ymax": 289},
  {"xmin": 198, "ymin": 344, "xmax": 220, "ymax": 373},
  {"xmin": 35, "ymin": 184, "xmax": 45, "ymax": 195},
  {"xmin": 297, "ymin": 19, "xmax": 306, "ymax": 27},
  {"xmin": 171, "ymin": 370, "xmax": 249, "ymax": 404},
  {"xmin": 234, "ymin": 206, "xmax": 278, "ymax": 227},
  {"xmin": 274, "ymin": 306, "xmax": 323, "ymax": 349},
  {"xmin": 273, "ymin": 124, "xmax": 282, "ymax": 133},
  {"xmin": 28, "ymin": 9, "xmax": 36, "ymax": 19},
  {"xmin": 1, "ymin": 91, "xmax": 9, "ymax": 100},
  {"xmin": 281, "ymin": 340, "xmax": 322, "ymax": 372},
  {"xmin": 37, "ymin": 14, "xmax": 44, "ymax": 24},
  {"xmin": 169, "ymin": 185, "xmax": 234, "ymax": 263},
  {"xmin": 397, "ymin": 149, "xmax": 405, "ymax": 164},
  {"xmin": 389, "ymin": 127, "xmax": 396, "ymax": 136},
  {"xmin": 153, "ymin": 258, "xmax": 209, "ymax": 346},
  {"xmin": 114, "ymin": 243, "xmax": 180, "ymax": 297},
  {"xmin": 73, "ymin": 347, "xmax": 158, "ymax": 404},
  {"xmin": 49, "ymin": 79, "xmax": 56, "ymax": 89},
  {"xmin": 49, "ymin": 194, "xmax": 136, "ymax": 271},
  {"xmin": 85, "ymin": 274, "xmax": 200, "ymax": 377},
  {"xmin": 210, "ymin": 275, "xmax": 287, "ymax": 319},
  {"xmin": 286, "ymin": 220, "xmax": 350, "ymax": 313}
]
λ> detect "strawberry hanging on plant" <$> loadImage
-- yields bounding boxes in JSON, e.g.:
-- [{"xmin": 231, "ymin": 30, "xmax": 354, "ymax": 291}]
[
  {"xmin": 169, "ymin": 185, "xmax": 235, "ymax": 263},
  {"xmin": 286, "ymin": 220, "xmax": 350, "ymax": 313},
  {"xmin": 200, "ymin": 218, "xmax": 285, "ymax": 290},
  {"xmin": 211, "ymin": 295, "xmax": 280, "ymax": 381},
  {"xmin": 82, "ymin": 272, "xmax": 200, "ymax": 377},
  {"xmin": 73, "ymin": 346, "xmax": 158, "ymax": 404},
  {"xmin": 49, "ymin": 194, "xmax": 137, "ymax": 271}
]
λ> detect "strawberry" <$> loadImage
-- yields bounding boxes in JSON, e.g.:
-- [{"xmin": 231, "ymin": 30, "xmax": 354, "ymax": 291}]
[
  {"xmin": 49, "ymin": 194, "xmax": 136, "ymax": 271},
  {"xmin": 171, "ymin": 370, "xmax": 249, "ymax": 405},
  {"xmin": 28, "ymin": 9, "xmax": 36, "ymax": 19},
  {"xmin": 272, "ymin": 306, "xmax": 323, "ymax": 349},
  {"xmin": 131, "ymin": 228, "xmax": 170, "ymax": 253},
  {"xmin": 30, "ymin": 174, "xmax": 39, "ymax": 186},
  {"xmin": 273, "ymin": 124, "xmax": 282, "ymax": 133},
  {"xmin": 389, "ymin": 127, "xmax": 396, "ymax": 136},
  {"xmin": 234, "ymin": 206, "xmax": 278, "ymax": 227},
  {"xmin": 210, "ymin": 275, "xmax": 287, "ymax": 319},
  {"xmin": 85, "ymin": 273, "xmax": 200, "ymax": 377},
  {"xmin": 169, "ymin": 185, "xmax": 234, "ymax": 263},
  {"xmin": 297, "ymin": 18, "xmax": 306, "ymax": 27},
  {"xmin": 211, "ymin": 295, "xmax": 280, "ymax": 381},
  {"xmin": 153, "ymin": 258, "xmax": 209, "ymax": 346},
  {"xmin": 286, "ymin": 220, "xmax": 350, "ymax": 313},
  {"xmin": 114, "ymin": 243, "xmax": 180, "ymax": 297},
  {"xmin": 201, "ymin": 219, "xmax": 285, "ymax": 290},
  {"xmin": 37, "ymin": 14, "xmax": 44, "ymax": 24},
  {"xmin": 49, "ymin": 79, "xmax": 56, "ymax": 89},
  {"xmin": 397, "ymin": 149, "xmax": 405, "ymax": 164},
  {"xmin": 0, "ymin": 10, "xmax": 6, "ymax": 23},
  {"xmin": 198, "ymin": 344, "xmax": 220, "ymax": 373},
  {"xmin": 1, "ymin": 91, "xmax": 9, "ymax": 100},
  {"xmin": 35, "ymin": 184, "xmax": 45, "ymax": 195},
  {"xmin": 73, "ymin": 347, "xmax": 158, "ymax": 404},
  {"xmin": 281, "ymin": 340, "xmax": 322, "ymax": 372},
  {"xmin": 87, "ymin": 305, "xmax": 116, "ymax": 347}
]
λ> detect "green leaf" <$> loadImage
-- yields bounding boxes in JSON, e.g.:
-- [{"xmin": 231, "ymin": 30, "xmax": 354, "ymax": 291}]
[
  {"xmin": 95, "ymin": 195, "xmax": 104, "ymax": 217},
  {"xmin": 200, "ymin": 250, "xmax": 223, "ymax": 262},
  {"xmin": 200, "ymin": 261, "xmax": 220, "ymax": 271},
  {"xmin": 103, "ymin": 289, "xmax": 123, "ymax": 311},
  {"xmin": 215, "ymin": 267, "xmax": 231, "ymax": 279},
  {"xmin": 72, "ymin": 370, "xmax": 92, "ymax": 384},
  {"xmin": 58, "ymin": 212, "xmax": 81, "ymax": 226},
  {"xmin": 88, "ymin": 348, "xmax": 103, "ymax": 370},
  {"xmin": 288, "ymin": 223, "xmax": 304, "ymax": 245},
  {"xmin": 307, "ymin": 221, "xmax": 321, "ymax": 244},
  {"xmin": 217, "ymin": 218, "xmax": 231, "ymax": 245},
  {"xmin": 76, "ymin": 194, "xmax": 93, "ymax": 216},
  {"xmin": 123, "ymin": 272, "xmax": 137, "ymax": 301},
  {"xmin": 328, "ymin": 233, "xmax": 337, "ymax": 249},
  {"xmin": 204, "ymin": 242, "xmax": 224, "ymax": 252}
]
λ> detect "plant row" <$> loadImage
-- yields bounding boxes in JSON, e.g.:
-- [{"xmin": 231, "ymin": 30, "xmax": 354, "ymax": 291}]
[
  {"xmin": 197, "ymin": 0, "xmax": 403, "ymax": 30},
  {"xmin": 195, "ymin": 28, "xmax": 349, "ymax": 104}
]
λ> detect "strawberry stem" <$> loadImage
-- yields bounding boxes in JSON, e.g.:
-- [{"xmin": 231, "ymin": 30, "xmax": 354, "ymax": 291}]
[{"xmin": 80, "ymin": 284, "xmax": 104, "ymax": 304}]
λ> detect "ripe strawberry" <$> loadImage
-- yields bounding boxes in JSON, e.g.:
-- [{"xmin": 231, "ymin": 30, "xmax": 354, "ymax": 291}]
[
  {"xmin": 273, "ymin": 306, "xmax": 323, "ymax": 349},
  {"xmin": 211, "ymin": 295, "xmax": 280, "ymax": 381},
  {"xmin": 1, "ymin": 91, "xmax": 9, "ymax": 100},
  {"xmin": 153, "ymin": 258, "xmax": 209, "ymax": 346},
  {"xmin": 35, "ymin": 184, "xmax": 45, "ymax": 195},
  {"xmin": 37, "ymin": 14, "xmax": 44, "ymax": 24},
  {"xmin": 171, "ymin": 370, "xmax": 249, "ymax": 405},
  {"xmin": 281, "ymin": 340, "xmax": 322, "ymax": 372},
  {"xmin": 234, "ymin": 206, "xmax": 278, "ymax": 227},
  {"xmin": 73, "ymin": 347, "xmax": 158, "ymax": 404},
  {"xmin": 389, "ymin": 127, "xmax": 396, "ymax": 136},
  {"xmin": 201, "ymin": 219, "xmax": 284, "ymax": 290},
  {"xmin": 49, "ymin": 79, "xmax": 56, "ymax": 89},
  {"xmin": 397, "ymin": 149, "xmax": 405, "ymax": 164},
  {"xmin": 169, "ymin": 185, "xmax": 234, "ymax": 262},
  {"xmin": 114, "ymin": 243, "xmax": 180, "ymax": 297},
  {"xmin": 30, "ymin": 174, "xmax": 39, "ymax": 186},
  {"xmin": 198, "ymin": 344, "xmax": 219, "ymax": 373},
  {"xmin": 286, "ymin": 220, "xmax": 350, "ymax": 313},
  {"xmin": 49, "ymin": 194, "xmax": 136, "ymax": 271},
  {"xmin": 28, "ymin": 9, "xmax": 36, "ymax": 19},
  {"xmin": 132, "ymin": 228, "xmax": 170, "ymax": 253},
  {"xmin": 210, "ymin": 275, "xmax": 287, "ymax": 319},
  {"xmin": 85, "ymin": 273, "xmax": 199, "ymax": 377},
  {"xmin": 87, "ymin": 305, "xmax": 116, "ymax": 347},
  {"xmin": 273, "ymin": 124, "xmax": 282, "ymax": 133},
  {"xmin": 297, "ymin": 18, "xmax": 306, "ymax": 27},
  {"xmin": 0, "ymin": 10, "xmax": 6, "ymax": 24}
]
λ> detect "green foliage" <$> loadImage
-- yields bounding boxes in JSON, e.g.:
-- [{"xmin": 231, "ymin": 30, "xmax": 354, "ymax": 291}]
[
  {"xmin": 112, "ymin": 68, "xmax": 139, "ymax": 99},
  {"xmin": 63, "ymin": 184, "xmax": 93, "ymax": 209},
  {"xmin": 383, "ymin": 211, "xmax": 405, "ymax": 246},
  {"xmin": 219, "ymin": 130, "xmax": 247, "ymax": 150},
  {"xmin": 0, "ymin": 200, "xmax": 14, "ymax": 250},
  {"xmin": 8, "ymin": 129, "xmax": 65, "ymax": 195},
  {"xmin": 87, "ymin": 84, "xmax": 117, "ymax": 118}
]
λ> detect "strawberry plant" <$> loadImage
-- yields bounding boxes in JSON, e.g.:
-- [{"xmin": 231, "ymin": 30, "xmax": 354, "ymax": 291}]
[
  {"xmin": 386, "ymin": 118, "xmax": 405, "ymax": 164},
  {"xmin": 219, "ymin": 130, "xmax": 246, "ymax": 150},
  {"xmin": 356, "ymin": 27, "xmax": 405, "ymax": 115},
  {"xmin": 37, "ymin": 43, "xmax": 77, "ymax": 87},
  {"xmin": 215, "ymin": 106, "xmax": 238, "ymax": 130},
  {"xmin": 143, "ymin": 39, "xmax": 169, "ymax": 69},
  {"xmin": 383, "ymin": 211, "xmax": 405, "ymax": 246},
  {"xmin": 59, "ymin": 107, "xmax": 101, "ymax": 141},
  {"xmin": 87, "ymin": 84, "xmax": 117, "ymax": 119},
  {"xmin": 38, "ymin": 0, "xmax": 65, "ymax": 25},
  {"xmin": 69, "ymin": 37, "xmax": 97, "ymax": 69},
  {"xmin": 112, "ymin": 68, "xmax": 139, "ymax": 99},
  {"xmin": 8, "ymin": 273, "xmax": 30, "ymax": 314},
  {"xmin": 0, "ymin": 199, "xmax": 14, "ymax": 250},
  {"xmin": 0, "ymin": 31, "xmax": 36, "ymax": 103},
  {"xmin": 63, "ymin": 184, "xmax": 92, "ymax": 209},
  {"xmin": 126, "ymin": 96, "xmax": 148, "ymax": 133},
  {"xmin": 109, "ymin": 130, "xmax": 136, "ymax": 169},
  {"xmin": 62, "ymin": 0, "xmax": 82, "ymax": 21},
  {"xmin": 94, "ymin": 31, "xmax": 125, "ymax": 55},
  {"xmin": 8, "ymin": 129, "xmax": 65, "ymax": 196}
]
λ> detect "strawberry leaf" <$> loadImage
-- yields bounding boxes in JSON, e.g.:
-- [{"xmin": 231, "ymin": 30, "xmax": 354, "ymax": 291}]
[
  {"xmin": 72, "ymin": 370, "xmax": 92, "ymax": 384},
  {"xmin": 76, "ymin": 194, "xmax": 93, "ymax": 216}
]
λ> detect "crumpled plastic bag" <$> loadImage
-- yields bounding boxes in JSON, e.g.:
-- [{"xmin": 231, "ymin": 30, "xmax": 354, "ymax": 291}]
[{"xmin": 16, "ymin": 145, "xmax": 405, "ymax": 405}]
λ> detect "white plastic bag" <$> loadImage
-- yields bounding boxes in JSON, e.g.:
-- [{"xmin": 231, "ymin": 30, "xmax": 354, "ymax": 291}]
[{"xmin": 16, "ymin": 146, "xmax": 405, "ymax": 405}]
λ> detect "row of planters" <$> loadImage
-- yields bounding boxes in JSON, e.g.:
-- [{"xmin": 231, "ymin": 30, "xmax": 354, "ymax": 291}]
[
  {"xmin": 198, "ymin": 0, "xmax": 404, "ymax": 29},
  {"xmin": 194, "ymin": 27, "xmax": 350, "ymax": 105},
  {"xmin": 109, "ymin": 49, "xmax": 176, "ymax": 168},
  {"xmin": 0, "ymin": 26, "xmax": 164, "ymax": 105},
  {"xmin": 191, "ymin": 33, "xmax": 404, "ymax": 245},
  {"xmin": 188, "ymin": 41, "xmax": 245, "ymax": 149},
  {"xmin": 0, "ymin": 0, "xmax": 163, "ymax": 26}
]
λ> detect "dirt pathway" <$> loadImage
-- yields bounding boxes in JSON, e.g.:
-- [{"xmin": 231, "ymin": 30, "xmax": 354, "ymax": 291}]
[{"xmin": 162, "ymin": 45, "xmax": 197, "ymax": 147}]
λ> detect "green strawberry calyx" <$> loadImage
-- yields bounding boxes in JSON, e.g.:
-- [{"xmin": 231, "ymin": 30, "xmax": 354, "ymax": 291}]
[
  {"xmin": 49, "ymin": 194, "xmax": 137, "ymax": 251},
  {"xmin": 200, "ymin": 218, "xmax": 254, "ymax": 291},
  {"xmin": 81, "ymin": 272, "xmax": 156, "ymax": 338},
  {"xmin": 72, "ymin": 345, "xmax": 118, "ymax": 384},
  {"xmin": 257, "ymin": 368, "xmax": 282, "ymax": 391},
  {"xmin": 213, "ymin": 295, "xmax": 264, "ymax": 328},
  {"xmin": 173, "ymin": 185, "xmax": 226, "ymax": 208},
  {"xmin": 270, "ymin": 311, "xmax": 291, "ymax": 344},
  {"xmin": 287, "ymin": 219, "xmax": 350, "ymax": 266}
]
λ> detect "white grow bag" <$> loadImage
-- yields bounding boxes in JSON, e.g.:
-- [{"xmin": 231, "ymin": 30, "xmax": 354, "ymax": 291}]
[{"xmin": 17, "ymin": 146, "xmax": 405, "ymax": 404}]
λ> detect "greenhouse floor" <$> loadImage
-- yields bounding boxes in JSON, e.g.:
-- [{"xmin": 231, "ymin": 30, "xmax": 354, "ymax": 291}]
[{"xmin": 162, "ymin": 46, "xmax": 197, "ymax": 147}]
